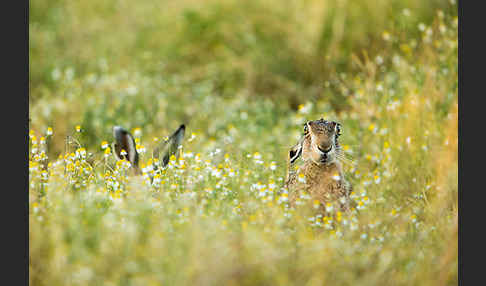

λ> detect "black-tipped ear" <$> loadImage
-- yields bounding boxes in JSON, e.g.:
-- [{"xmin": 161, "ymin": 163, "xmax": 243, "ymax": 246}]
[
  {"xmin": 289, "ymin": 138, "xmax": 303, "ymax": 164},
  {"xmin": 334, "ymin": 122, "xmax": 342, "ymax": 137},
  {"xmin": 155, "ymin": 124, "xmax": 186, "ymax": 166},
  {"xmin": 113, "ymin": 126, "xmax": 139, "ymax": 167}
]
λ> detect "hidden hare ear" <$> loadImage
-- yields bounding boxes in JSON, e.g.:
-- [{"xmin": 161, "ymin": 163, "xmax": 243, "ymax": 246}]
[
  {"xmin": 113, "ymin": 126, "xmax": 139, "ymax": 168},
  {"xmin": 154, "ymin": 124, "xmax": 186, "ymax": 167}
]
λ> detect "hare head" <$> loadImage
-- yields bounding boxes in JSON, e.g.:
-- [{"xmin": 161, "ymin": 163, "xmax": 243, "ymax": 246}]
[
  {"xmin": 289, "ymin": 119, "xmax": 342, "ymax": 166},
  {"xmin": 112, "ymin": 124, "xmax": 186, "ymax": 175}
]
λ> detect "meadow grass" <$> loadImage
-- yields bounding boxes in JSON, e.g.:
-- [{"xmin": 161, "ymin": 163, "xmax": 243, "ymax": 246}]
[{"xmin": 29, "ymin": 1, "xmax": 457, "ymax": 285}]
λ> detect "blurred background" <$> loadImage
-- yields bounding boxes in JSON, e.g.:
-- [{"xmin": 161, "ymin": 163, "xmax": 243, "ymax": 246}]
[{"xmin": 30, "ymin": 0, "xmax": 455, "ymax": 156}]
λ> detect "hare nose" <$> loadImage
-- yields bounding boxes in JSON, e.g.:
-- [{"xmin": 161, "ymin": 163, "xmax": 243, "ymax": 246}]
[{"xmin": 317, "ymin": 145, "xmax": 332, "ymax": 153}]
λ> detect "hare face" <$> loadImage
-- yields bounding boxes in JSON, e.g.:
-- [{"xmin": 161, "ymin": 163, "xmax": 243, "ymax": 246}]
[{"xmin": 301, "ymin": 119, "xmax": 341, "ymax": 165}]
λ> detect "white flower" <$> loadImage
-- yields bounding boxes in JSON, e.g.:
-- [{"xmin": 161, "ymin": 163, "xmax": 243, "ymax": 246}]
[
  {"xmin": 125, "ymin": 85, "xmax": 138, "ymax": 95},
  {"xmin": 253, "ymin": 152, "xmax": 262, "ymax": 160},
  {"xmin": 65, "ymin": 67, "xmax": 75, "ymax": 81},
  {"xmin": 136, "ymin": 145, "xmax": 146, "ymax": 154},
  {"xmin": 270, "ymin": 162, "xmax": 277, "ymax": 171},
  {"xmin": 133, "ymin": 128, "xmax": 142, "ymax": 137},
  {"xmin": 51, "ymin": 68, "xmax": 61, "ymax": 80},
  {"xmin": 298, "ymin": 102, "xmax": 313, "ymax": 114},
  {"xmin": 418, "ymin": 23, "xmax": 426, "ymax": 32},
  {"xmin": 297, "ymin": 173, "xmax": 306, "ymax": 183},
  {"xmin": 325, "ymin": 203, "xmax": 334, "ymax": 213},
  {"xmin": 375, "ymin": 56, "xmax": 384, "ymax": 65}
]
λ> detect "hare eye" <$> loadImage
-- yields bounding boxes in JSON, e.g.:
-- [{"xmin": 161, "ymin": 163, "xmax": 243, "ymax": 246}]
[{"xmin": 303, "ymin": 124, "xmax": 308, "ymax": 134}]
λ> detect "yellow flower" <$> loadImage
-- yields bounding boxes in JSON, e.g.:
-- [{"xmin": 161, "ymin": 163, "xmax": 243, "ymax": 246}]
[
  {"xmin": 101, "ymin": 141, "xmax": 108, "ymax": 149},
  {"xmin": 136, "ymin": 144, "xmax": 146, "ymax": 153},
  {"xmin": 400, "ymin": 44, "xmax": 411, "ymax": 55},
  {"xmin": 46, "ymin": 127, "xmax": 53, "ymax": 136},
  {"xmin": 75, "ymin": 125, "xmax": 81, "ymax": 132}
]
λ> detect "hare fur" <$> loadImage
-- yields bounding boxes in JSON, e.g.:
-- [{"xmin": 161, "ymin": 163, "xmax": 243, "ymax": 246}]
[{"xmin": 284, "ymin": 119, "xmax": 352, "ymax": 212}]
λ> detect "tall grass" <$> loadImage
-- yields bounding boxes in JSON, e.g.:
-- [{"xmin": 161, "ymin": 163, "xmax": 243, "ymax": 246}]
[{"xmin": 29, "ymin": 1, "xmax": 457, "ymax": 285}]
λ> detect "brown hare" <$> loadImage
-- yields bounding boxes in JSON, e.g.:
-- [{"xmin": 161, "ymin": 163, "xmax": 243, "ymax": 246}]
[
  {"xmin": 112, "ymin": 124, "xmax": 185, "ymax": 175},
  {"xmin": 284, "ymin": 119, "xmax": 352, "ymax": 213}
]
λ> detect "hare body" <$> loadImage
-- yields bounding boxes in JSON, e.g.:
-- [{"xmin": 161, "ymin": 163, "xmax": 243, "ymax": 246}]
[
  {"xmin": 286, "ymin": 160, "xmax": 351, "ymax": 211},
  {"xmin": 284, "ymin": 119, "xmax": 352, "ymax": 212}
]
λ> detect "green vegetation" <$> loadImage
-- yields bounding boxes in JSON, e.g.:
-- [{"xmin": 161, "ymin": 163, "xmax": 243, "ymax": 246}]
[{"xmin": 29, "ymin": 0, "xmax": 458, "ymax": 285}]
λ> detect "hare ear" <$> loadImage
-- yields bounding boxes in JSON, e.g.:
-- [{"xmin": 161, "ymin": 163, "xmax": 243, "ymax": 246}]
[
  {"xmin": 334, "ymin": 122, "xmax": 342, "ymax": 136},
  {"xmin": 113, "ymin": 126, "xmax": 139, "ymax": 167},
  {"xmin": 155, "ymin": 124, "xmax": 186, "ymax": 166},
  {"xmin": 289, "ymin": 137, "xmax": 303, "ymax": 164}
]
